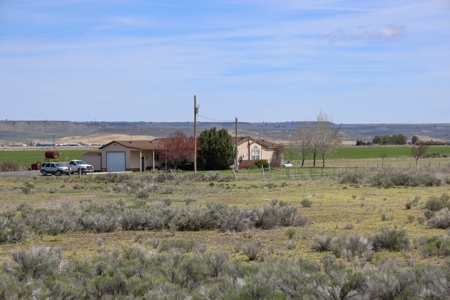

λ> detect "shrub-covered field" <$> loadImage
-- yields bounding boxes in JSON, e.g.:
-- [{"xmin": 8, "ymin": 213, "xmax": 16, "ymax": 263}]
[{"xmin": 1, "ymin": 165, "xmax": 450, "ymax": 298}]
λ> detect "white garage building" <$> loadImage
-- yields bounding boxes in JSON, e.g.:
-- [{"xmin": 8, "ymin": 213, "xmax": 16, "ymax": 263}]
[{"xmin": 99, "ymin": 139, "xmax": 166, "ymax": 172}]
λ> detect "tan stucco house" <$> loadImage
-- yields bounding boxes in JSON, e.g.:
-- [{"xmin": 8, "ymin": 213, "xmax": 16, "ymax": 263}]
[
  {"xmin": 99, "ymin": 139, "xmax": 166, "ymax": 172},
  {"xmin": 233, "ymin": 136, "xmax": 280, "ymax": 166},
  {"xmin": 99, "ymin": 136, "xmax": 280, "ymax": 172}
]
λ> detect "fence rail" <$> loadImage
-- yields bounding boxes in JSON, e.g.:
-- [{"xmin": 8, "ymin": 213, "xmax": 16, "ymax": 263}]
[
  {"xmin": 229, "ymin": 166, "xmax": 356, "ymax": 180},
  {"xmin": 227, "ymin": 164, "xmax": 450, "ymax": 180}
]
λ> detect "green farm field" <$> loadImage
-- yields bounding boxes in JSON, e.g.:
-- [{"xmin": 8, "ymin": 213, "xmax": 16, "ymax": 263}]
[
  {"xmin": 0, "ymin": 149, "xmax": 99, "ymax": 165},
  {"xmin": 286, "ymin": 145, "xmax": 450, "ymax": 160}
]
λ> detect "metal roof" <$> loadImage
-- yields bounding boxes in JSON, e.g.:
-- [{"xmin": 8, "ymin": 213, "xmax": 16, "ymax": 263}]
[{"xmin": 99, "ymin": 139, "xmax": 167, "ymax": 151}]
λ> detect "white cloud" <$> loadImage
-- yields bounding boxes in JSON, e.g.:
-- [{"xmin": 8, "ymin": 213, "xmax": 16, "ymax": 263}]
[
  {"xmin": 321, "ymin": 24, "xmax": 406, "ymax": 43},
  {"xmin": 372, "ymin": 25, "xmax": 406, "ymax": 40},
  {"xmin": 93, "ymin": 16, "xmax": 154, "ymax": 31},
  {"xmin": 1, "ymin": 0, "xmax": 449, "ymax": 123}
]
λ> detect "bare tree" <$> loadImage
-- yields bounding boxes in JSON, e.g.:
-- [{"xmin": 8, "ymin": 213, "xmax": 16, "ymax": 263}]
[
  {"xmin": 270, "ymin": 143, "xmax": 286, "ymax": 167},
  {"xmin": 290, "ymin": 123, "xmax": 313, "ymax": 167},
  {"xmin": 411, "ymin": 142, "xmax": 429, "ymax": 167},
  {"xmin": 290, "ymin": 113, "xmax": 340, "ymax": 168},
  {"xmin": 314, "ymin": 111, "xmax": 341, "ymax": 168},
  {"xmin": 310, "ymin": 127, "xmax": 321, "ymax": 167},
  {"xmin": 379, "ymin": 154, "xmax": 387, "ymax": 167}
]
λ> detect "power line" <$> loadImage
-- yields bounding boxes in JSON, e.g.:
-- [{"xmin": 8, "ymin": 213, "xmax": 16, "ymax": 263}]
[
  {"xmin": 0, "ymin": 84, "xmax": 190, "ymax": 108},
  {"xmin": 198, "ymin": 114, "xmax": 234, "ymax": 122},
  {"xmin": 0, "ymin": 69, "xmax": 187, "ymax": 99}
]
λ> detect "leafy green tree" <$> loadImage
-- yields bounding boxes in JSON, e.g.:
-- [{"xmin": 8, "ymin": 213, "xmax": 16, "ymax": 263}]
[
  {"xmin": 392, "ymin": 134, "xmax": 407, "ymax": 145},
  {"xmin": 372, "ymin": 134, "xmax": 407, "ymax": 145},
  {"xmin": 411, "ymin": 136, "xmax": 418, "ymax": 144},
  {"xmin": 198, "ymin": 127, "xmax": 235, "ymax": 170}
]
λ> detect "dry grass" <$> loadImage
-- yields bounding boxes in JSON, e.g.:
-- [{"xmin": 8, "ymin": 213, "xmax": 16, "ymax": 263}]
[
  {"xmin": 0, "ymin": 167, "xmax": 449, "ymax": 267},
  {"xmin": 293, "ymin": 157, "xmax": 450, "ymax": 168}
]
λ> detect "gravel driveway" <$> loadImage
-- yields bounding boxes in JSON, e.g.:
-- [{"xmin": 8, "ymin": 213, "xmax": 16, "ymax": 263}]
[
  {"xmin": 0, "ymin": 170, "xmax": 124, "ymax": 178},
  {"xmin": 0, "ymin": 170, "xmax": 42, "ymax": 178}
]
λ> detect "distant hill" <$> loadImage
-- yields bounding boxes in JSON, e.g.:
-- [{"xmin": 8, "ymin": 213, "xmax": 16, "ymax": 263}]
[{"xmin": 1, "ymin": 120, "xmax": 449, "ymax": 145}]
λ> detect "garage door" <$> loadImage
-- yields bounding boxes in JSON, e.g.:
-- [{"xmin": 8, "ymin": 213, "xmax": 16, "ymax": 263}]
[{"xmin": 106, "ymin": 152, "xmax": 125, "ymax": 172}]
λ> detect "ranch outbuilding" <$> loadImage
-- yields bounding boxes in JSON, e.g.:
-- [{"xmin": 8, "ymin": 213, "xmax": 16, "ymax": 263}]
[{"xmin": 99, "ymin": 139, "xmax": 166, "ymax": 172}]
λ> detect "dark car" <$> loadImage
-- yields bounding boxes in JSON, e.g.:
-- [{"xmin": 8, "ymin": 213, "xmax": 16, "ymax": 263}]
[{"xmin": 145, "ymin": 166, "xmax": 160, "ymax": 171}]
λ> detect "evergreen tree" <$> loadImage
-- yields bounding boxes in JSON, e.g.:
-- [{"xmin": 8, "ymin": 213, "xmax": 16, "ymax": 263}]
[{"xmin": 198, "ymin": 127, "xmax": 235, "ymax": 170}]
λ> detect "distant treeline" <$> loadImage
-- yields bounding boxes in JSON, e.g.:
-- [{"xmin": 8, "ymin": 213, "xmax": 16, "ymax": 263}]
[
  {"xmin": 416, "ymin": 140, "xmax": 450, "ymax": 146},
  {"xmin": 357, "ymin": 134, "xmax": 407, "ymax": 146}
]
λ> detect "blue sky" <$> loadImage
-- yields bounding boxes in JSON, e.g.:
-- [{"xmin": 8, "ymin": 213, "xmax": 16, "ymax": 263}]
[{"xmin": 1, "ymin": 0, "xmax": 449, "ymax": 124}]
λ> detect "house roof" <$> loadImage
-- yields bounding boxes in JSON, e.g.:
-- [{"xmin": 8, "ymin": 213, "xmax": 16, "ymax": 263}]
[
  {"xmin": 99, "ymin": 139, "xmax": 167, "ymax": 151},
  {"xmin": 100, "ymin": 136, "xmax": 278, "ymax": 151},
  {"xmin": 83, "ymin": 152, "xmax": 102, "ymax": 156},
  {"xmin": 233, "ymin": 136, "xmax": 279, "ymax": 149}
]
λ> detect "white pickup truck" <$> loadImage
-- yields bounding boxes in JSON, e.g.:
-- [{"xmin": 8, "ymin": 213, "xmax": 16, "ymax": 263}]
[{"xmin": 68, "ymin": 160, "xmax": 94, "ymax": 174}]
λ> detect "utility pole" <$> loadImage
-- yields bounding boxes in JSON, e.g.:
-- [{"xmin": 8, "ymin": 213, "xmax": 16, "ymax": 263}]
[
  {"xmin": 235, "ymin": 117, "xmax": 238, "ymax": 171},
  {"xmin": 194, "ymin": 95, "xmax": 198, "ymax": 174}
]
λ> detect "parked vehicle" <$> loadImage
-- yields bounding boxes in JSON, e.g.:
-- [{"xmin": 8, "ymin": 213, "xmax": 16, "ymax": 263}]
[
  {"xmin": 40, "ymin": 162, "xmax": 70, "ymax": 176},
  {"xmin": 145, "ymin": 166, "xmax": 160, "ymax": 171},
  {"xmin": 283, "ymin": 161, "xmax": 293, "ymax": 168},
  {"xmin": 68, "ymin": 160, "xmax": 94, "ymax": 174}
]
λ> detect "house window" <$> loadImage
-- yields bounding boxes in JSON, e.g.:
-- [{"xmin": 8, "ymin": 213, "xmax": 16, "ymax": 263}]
[
  {"xmin": 154, "ymin": 153, "xmax": 159, "ymax": 161},
  {"xmin": 251, "ymin": 146, "xmax": 260, "ymax": 160}
]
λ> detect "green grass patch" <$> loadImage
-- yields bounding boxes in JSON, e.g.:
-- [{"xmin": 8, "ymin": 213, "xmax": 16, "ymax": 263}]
[
  {"xmin": 286, "ymin": 145, "xmax": 450, "ymax": 160},
  {"xmin": 0, "ymin": 150, "xmax": 100, "ymax": 165}
]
